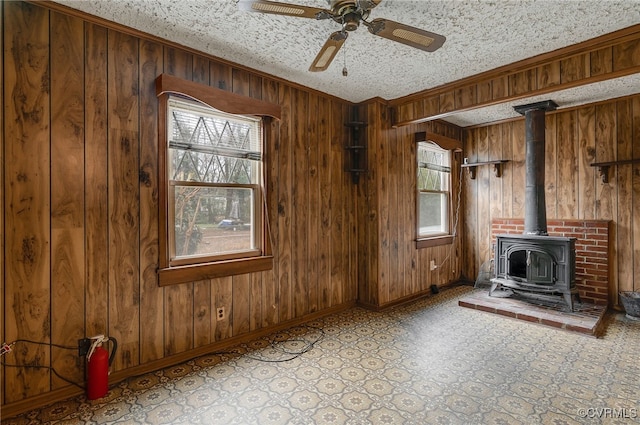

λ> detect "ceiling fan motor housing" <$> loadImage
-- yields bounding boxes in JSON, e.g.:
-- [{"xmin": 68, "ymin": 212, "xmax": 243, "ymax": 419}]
[{"xmin": 342, "ymin": 12, "xmax": 360, "ymax": 31}]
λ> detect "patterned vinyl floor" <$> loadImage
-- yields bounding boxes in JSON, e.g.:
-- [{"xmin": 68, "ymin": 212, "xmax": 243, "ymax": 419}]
[{"xmin": 4, "ymin": 285, "xmax": 640, "ymax": 425}]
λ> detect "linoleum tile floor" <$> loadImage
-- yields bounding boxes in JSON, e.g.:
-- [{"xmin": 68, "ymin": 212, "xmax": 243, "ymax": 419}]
[{"xmin": 3, "ymin": 285, "xmax": 640, "ymax": 425}]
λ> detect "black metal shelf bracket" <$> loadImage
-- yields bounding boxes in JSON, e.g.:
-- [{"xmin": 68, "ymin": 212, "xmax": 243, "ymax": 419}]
[
  {"xmin": 590, "ymin": 159, "xmax": 640, "ymax": 183},
  {"xmin": 461, "ymin": 160, "xmax": 509, "ymax": 179}
]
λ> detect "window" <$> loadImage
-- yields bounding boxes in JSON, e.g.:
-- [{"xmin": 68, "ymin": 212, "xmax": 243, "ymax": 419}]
[
  {"xmin": 155, "ymin": 74, "xmax": 280, "ymax": 286},
  {"xmin": 167, "ymin": 97, "xmax": 263, "ymax": 264},
  {"xmin": 417, "ymin": 141, "xmax": 451, "ymax": 238}
]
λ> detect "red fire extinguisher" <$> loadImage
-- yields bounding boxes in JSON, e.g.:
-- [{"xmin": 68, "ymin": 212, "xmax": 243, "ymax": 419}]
[{"xmin": 86, "ymin": 335, "xmax": 118, "ymax": 400}]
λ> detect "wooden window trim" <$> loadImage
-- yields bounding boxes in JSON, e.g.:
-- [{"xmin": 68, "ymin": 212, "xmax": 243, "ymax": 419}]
[
  {"xmin": 416, "ymin": 141, "xmax": 452, "ymax": 240},
  {"xmin": 156, "ymin": 74, "xmax": 280, "ymax": 285},
  {"xmin": 416, "ymin": 235, "xmax": 454, "ymax": 249}
]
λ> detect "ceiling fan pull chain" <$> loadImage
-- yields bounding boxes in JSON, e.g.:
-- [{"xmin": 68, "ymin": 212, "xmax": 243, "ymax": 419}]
[{"xmin": 342, "ymin": 40, "xmax": 348, "ymax": 77}]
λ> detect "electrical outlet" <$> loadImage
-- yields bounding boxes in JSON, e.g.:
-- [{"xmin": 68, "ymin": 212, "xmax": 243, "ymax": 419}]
[
  {"xmin": 430, "ymin": 260, "xmax": 437, "ymax": 271},
  {"xmin": 78, "ymin": 338, "xmax": 91, "ymax": 357},
  {"xmin": 216, "ymin": 307, "xmax": 226, "ymax": 321}
]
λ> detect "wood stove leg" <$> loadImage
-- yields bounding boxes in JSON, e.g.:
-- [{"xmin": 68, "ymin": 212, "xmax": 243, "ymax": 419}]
[{"xmin": 564, "ymin": 292, "xmax": 574, "ymax": 312}]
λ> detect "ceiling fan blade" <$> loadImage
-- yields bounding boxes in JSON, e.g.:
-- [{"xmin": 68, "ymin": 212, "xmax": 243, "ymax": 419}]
[
  {"xmin": 309, "ymin": 31, "xmax": 348, "ymax": 72},
  {"xmin": 365, "ymin": 18, "xmax": 445, "ymax": 52},
  {"xmin": 238, "ymin": 0, "xmax": 333, "ymax": 19}
]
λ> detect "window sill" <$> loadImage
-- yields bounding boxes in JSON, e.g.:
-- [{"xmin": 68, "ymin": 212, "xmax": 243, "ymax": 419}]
[
  {"xmin": 416, "ymin": 235, "xmax": 454, "ymax": 249},
  {"xmin": 158, "ymin": 255, "xmax": 273, "ymax": 286}
]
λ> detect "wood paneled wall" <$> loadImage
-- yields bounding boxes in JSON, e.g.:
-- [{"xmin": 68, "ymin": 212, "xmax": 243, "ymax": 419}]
[
  {"xmin": 2, "ymin": 1, "xmax": 354, "ymax": 410},
  {"xmin": 357, "ymin": 100, "xmax": 463, "ymax": 308},
  {"xmin": 462, "ymin": 95, "xmax": 640, "ymax": 306}
]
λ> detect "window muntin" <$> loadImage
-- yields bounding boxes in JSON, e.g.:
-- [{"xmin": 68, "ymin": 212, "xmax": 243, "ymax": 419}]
[
  {"xmin": 417, "ymin": 141, "xmax": 451, "ymax": 237},
  {"xmin": 167, "ymin": 97, "xmax": 263, "ymax": 265}
]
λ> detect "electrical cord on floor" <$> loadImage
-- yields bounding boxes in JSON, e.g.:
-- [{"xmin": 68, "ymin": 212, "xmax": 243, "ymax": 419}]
[{"xmin": 242, "ymin": 325, "xmax": 325, "ymax": 363}]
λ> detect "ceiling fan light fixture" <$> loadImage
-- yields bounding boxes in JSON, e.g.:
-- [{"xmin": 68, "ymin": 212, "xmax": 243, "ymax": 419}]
[{"xmin": 392, "ymin": 28, "xmax": 435, "ymax": 48}]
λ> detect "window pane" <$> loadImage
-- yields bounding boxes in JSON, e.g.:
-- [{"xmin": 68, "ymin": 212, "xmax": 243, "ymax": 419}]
[
  {"xmin": 418, "ymin": 192, "xmax": 449, "ymax": 235},
  {"xmin": 170, "ymin": 149, "xmax": 256, "ymax": 184},
  {"xmin": 173, "ymin": 185, "xmax": 255, "ymax": 258},
  {"xmin": 417, "ymin": 142, "xmax": 450, "ymax": 191}
]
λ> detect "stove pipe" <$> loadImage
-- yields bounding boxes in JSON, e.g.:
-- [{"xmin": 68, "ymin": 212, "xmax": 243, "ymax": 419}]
[{"xmin": 514, "ymin": 100, "xmax": 558, "ymax": 236}]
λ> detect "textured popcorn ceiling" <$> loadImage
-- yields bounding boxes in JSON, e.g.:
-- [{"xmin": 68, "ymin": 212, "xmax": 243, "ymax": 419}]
[{"xmin": 54, "ymin": 0, "xmax": 640, "ymax": 125}]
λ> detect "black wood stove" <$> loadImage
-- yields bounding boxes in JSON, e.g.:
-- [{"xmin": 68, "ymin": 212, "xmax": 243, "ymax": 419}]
[{"xmin": 490, "ymin": 100, "xmax": 579, "ymax": 310}]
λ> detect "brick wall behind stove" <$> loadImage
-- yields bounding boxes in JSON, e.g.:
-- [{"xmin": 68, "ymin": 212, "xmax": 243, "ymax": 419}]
[{"xmin": 491, "ymin": 218, "xmax": 611, "ymax": 306}]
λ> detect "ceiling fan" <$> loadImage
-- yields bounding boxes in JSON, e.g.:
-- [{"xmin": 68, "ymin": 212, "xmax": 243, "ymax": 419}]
[{"xmin": 238, "ymin": 0, "xmax": 446, "ymax": 72}]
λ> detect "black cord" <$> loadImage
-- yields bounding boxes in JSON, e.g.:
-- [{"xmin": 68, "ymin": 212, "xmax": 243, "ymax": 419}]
[
  {"xmin": 244, "ymin": 325, "xmax": 325, "ymax": 363},
  {"xmin": 0, "ymin": 361, "xmax": 84, "ymax": 390},
  {"xmin": 12, "ymin": 339, "xmax": 77, "ymax": 350}
]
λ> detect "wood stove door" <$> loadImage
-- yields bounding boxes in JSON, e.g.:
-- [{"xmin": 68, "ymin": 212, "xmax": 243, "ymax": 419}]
[{"xmin": 527, "ymin": 250, "xmax": 555, "ymax": 285}]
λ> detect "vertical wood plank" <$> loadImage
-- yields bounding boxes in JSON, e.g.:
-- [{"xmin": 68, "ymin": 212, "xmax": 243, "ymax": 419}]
[
  {"xmin": 423, "ymin": 96, "xmax": 439, "ymax": 118},
  {"xmin": 232, "ymin": 274, "xmax": 251, "ymax": 336},
  {"xmin": 317, "ymin": 96, "xmax": 331, "ymax": 311},
  {"xmin": 210, "ymin": 61, "xmax": 232, "ymax": 91},
  {"xmin": 84, "ymin": 23, "xmax": 109, "ymax": 339},
  {"xmin": 164, "ymin": 284, "xmax": 193, "ymax": 355},
  {"xmin": 556, "ymin": 111, "xmax": 578, "ymax": 219},
  {"xmin": 476, "ymin": 81, "xmax": 492, "ymax": 104},
  {"xmin": 50, "ymin": 11, "xmax": 85, "ymax": 388},
  {"xmin": 191, "ymin": 55, "xmax": 212, "ymax": 348},
  {"xmin": 405, "ymin": 125, "xmax": 418, "ymax": 293},
  {"xmin": 577, "ymin": 106, "xmax": 596, "ymax": 219},
  {"xmin": 307, "ymin": 93, "xmax": 319, "ymax": 313},
  {"xmin": 491, "ymin": 76, "xmax": 508, "ymax": 101},
  {"xmin": 455, "ymin": 85, "xmax": 476, "ymax": 109},
  {"xmin": 108, "ymin": 29, "xmax": 140, "ymax": 370},
  {"xmin": 250, "ymin": 272, "xmax": 262, "ymax": 331},
  {"xmin": 595, "ymin": 103, "xmax": 617, "ymax": 219},
  {"xmin": 162, "ymin": 47, "xmax": 194, "ymax": 357},
  {"xmin": 262, "ymin": 78, "xmax": 280, "ymax": 326},
  {"xmin": 388, "ymin": 115, "xmax": 400, "ymax": 299},
  {"xmin": 560, "ymin": 54, "xmax": 589, "ymax": 83},
  {"xmin": 477, "ymin": 127, "xmax": 491, "ymax": 269},
  {"xmin": 292, "ymin": 88, "xmax": 309, "ymax": 316},
  {"xmin": 213, "ymin": 277, "xmax": 233, "ymax": 340},
  {"xmin": 594, "ymin": 102, "xmax": 618, "ymax": 304},
  {"xmin": 139, "ymin": 38, "xmax": 164, "ymax": 363},
  {"xmin": 544, "ymin": 114, "xmax": 558, "ymax": 219},
  {"xmin": 501, "ymin": 123, "xmax": 514, "ymax": 218},
  {"xmin": 616, "ymin": 100, "xmax": 633, "ymax": 294},
  {"xmin": 488, "ymin": 124, "xmax": 503, "ymax": 235},
  {"xmin": 232, "ymin": 67, "xmax": 250, "ymax": 96},
  {"xmin": 590, "ymin": 47, "xmax": 613, "ymax": 76},
  {"xmin": 373, "ymin": 101, "xmax": 390, "ymax": 303},
  {"xmin": 511, "ymin": 120, "xmax": 526, "ymax": 219},
  {"xmin": 277, "ymin": 84, "xmax": 292, "ymax": 321},
  {"xmin": 0, "ymin": 1, "xmax": 4, "ymax": 403},
  {"xmin": 509, "ymin": 69, "xmax": 536, "ymax": 96},
  {"xmin": 332, "ymin": 102, "xmax": 349, "ymax": 306},
  {"xmin": 250, "ymin": 74, "xmax": 263, "ymax": 100},
  {"xmin": 462, "ymin": 129, "xmax": 478, "ymax": 281},
  {"xmin": 4, "ymin": 1, "xmax": 51, "ymax": 401},
  {"xmin": 439, "ymin": 91, "xmax": 455, "ymax": 114},
  {"xmin": 632, "ymin": 97, "xmax": 640, "ymax": 291},
  {"xmin": 612, "ymin": 39, "xmax": 640, "ymax": 71},
  {"xmin": 536, "ymin": 61, "xmax": 560, "ymax": 89}
]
